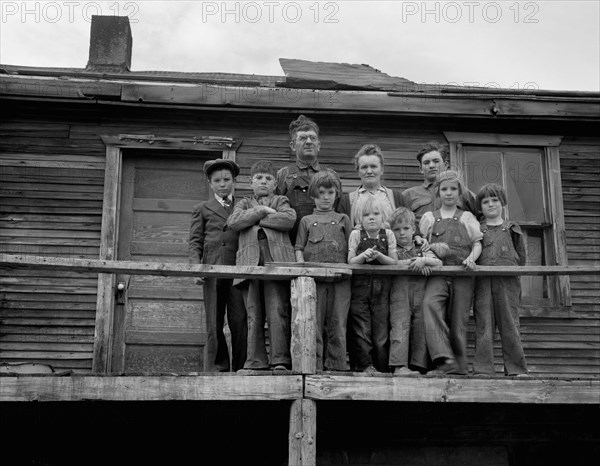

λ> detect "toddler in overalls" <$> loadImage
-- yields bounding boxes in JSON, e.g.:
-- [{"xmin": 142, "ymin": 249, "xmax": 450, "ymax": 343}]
[
  {"xmin": 295, "ymin": 169, "xmax": 353, "ymax": 371},
  {"xmin": 389, "ymin": 207, "xmax": 442, "ymax": 375},
  {"xmin": 473, "ymin": 183, "xmax": 529, "ymax": 377},
  {"xmin": 419, "ymin": 170, "xmax": 482, "ymax": 375},
  {"xmin": 348, "ymin": 197, "xmax": 397, "ymax": 373}
]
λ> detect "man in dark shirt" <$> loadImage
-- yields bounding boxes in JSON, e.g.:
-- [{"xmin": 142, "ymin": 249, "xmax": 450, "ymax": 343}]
[
  {"xmin": 401, "ymin": 141, "xmax": 477, "ymax": 226},
  {"xmin": 276, "ymin": 115, "xmax": 342, "ymax": 243}
]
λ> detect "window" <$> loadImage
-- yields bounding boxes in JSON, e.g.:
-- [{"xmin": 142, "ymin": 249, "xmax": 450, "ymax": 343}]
[{"xmin": 445, "ymin": 132, "xmax": 571, "ymax": 309}]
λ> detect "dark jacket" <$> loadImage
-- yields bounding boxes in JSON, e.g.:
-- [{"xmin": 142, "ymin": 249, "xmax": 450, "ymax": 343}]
[{"xmin": 188, "ymin": 197, "xmax": 240, "ymax": 266}]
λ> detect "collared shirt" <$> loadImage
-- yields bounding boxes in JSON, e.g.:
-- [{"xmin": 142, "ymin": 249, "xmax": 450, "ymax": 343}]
[
  {"xmin": 296, "ymin": 159, "xmax": 320, "ymax": 171},
  {"xmin": 276, "ymin": 160, "xmax": 322, "ymax": 197},
  {"xmin": 214, "ymin": 193, "xmax": 233, "ymax": 208},
  {"xmin": 350, "ymin": 186, "xmax": 395, "ymax": 227}
]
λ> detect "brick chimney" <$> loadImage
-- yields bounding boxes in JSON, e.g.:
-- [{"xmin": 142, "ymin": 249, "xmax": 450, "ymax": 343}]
[{"xmin": 86, "ymin": 15, "xmax": 132, "ymax": 72}]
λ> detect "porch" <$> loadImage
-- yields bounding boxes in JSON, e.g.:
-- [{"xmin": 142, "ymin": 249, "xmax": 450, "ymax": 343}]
[{"xmin": 1, "ymin": 255, "xmax": 599, "ymax": 465}]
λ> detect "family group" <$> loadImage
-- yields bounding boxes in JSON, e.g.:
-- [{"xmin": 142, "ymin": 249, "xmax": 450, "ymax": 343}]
[{"xmin": 188, "ymin": 115, "xmax": 529, "ymax": 377}]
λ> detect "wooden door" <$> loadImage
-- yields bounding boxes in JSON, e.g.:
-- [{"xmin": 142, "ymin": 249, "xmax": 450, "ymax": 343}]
[{"xmin": 111, "ymin": 151, "xmax": 217, "ymax": 373}]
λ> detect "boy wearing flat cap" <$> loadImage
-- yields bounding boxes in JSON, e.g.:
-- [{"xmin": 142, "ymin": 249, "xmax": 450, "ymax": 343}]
[{"xmin": 189, "ymin": 159, "xmax": 247, "ymax": 372}]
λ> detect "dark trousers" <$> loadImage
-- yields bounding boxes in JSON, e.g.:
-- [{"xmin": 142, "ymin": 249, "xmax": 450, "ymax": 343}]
[
  {"xmin": 203, "ymin": 277, "xmax": 247, "ymax": 372},
  {"xmin": 473, "ymin": 276, "xmax": 528, "ymax": 375},
  {"xmin": 423, "ymin": 276, "xmax": 474, "ymax": 373},
  {"xmin": 316, "ymin": 279, "xmax": 351, "ymax": 371},
  {"xmin": 349, "ymin": 275, "xmax": 391, "ymax": 372}
]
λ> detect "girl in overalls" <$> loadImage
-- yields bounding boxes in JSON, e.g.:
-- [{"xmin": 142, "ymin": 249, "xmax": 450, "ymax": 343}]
[
  {"xmin": 348, "ymin": 197, "xmax": 397, "ymax": 373},
  {"xmin": 295, "ymin": 170, "xmax": 353, "ymax": 371},
  {"xmin": 419, "ymin": 170, "xmax": 482, "ymax": 375},
  {"xmin": 473, "ymin": 183, "xmax": 529, "ymax": 377}
]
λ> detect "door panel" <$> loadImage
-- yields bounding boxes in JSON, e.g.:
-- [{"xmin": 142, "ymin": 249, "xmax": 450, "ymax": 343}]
[{"xmin": 113, "ymin": 153, "xmax": 216, "ymax": 373}]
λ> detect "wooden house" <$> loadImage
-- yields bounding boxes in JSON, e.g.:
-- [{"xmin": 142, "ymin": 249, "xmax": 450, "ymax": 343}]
[{"xmin": 1, "ymin": 16, "xmax": 599, "ymax": 466}]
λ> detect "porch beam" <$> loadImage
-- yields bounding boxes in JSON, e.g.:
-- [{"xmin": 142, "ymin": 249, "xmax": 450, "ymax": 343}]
[
  {"xmin": 0, "ymin": 375, "xmax": 303, "ymax": 402},
  {"xmin": 305, "ymin": 375, "xmax": 600, "ymax": 404}
]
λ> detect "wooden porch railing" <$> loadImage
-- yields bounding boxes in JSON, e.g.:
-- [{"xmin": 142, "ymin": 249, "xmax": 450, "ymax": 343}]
[{"xmin": 1, "ymin": 254, "xmax": 600, "ymax": 465}]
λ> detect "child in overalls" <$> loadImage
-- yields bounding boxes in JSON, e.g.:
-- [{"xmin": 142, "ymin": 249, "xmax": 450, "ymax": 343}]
[
  {"xmin": 473, "ymin": 183, "xmax": 529, "ymax": 377},
  {"xmin": 389, "ymin": 207, "xmax": 442, "ymax": 375},
  {"xmin": 295, "ymin": 169, "xmax": 353, "ymax": 371},
  {"xmin": 420, "ymin": 170, "xmax": 482, "ymax": 375},
  {"xmin": 348, "ymin": 197, "xmax": 397, "ymax": 373}
]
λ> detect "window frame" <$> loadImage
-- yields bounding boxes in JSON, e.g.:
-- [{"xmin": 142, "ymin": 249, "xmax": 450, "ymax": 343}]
[{"xmin": 444, "ymin": 132, "xmax": 571, "ymax": 311}]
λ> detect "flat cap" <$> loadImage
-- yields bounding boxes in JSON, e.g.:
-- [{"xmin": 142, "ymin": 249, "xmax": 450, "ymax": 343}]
[{"xmin": 203, "ymin": 159, "xmax": 240, "ymax": 178}]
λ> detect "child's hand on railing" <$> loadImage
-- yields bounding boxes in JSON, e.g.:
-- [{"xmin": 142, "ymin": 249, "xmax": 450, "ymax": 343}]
[
  {"xmin": 409, "ymin": 257, "xmax": 433, "ymax": 276},
  {"xmin": 362, "ymin": 247, "xmax": 376, "ymax": 262},
  {"xmin": 463, "ymin": 256, "xmax": 477, "ymax": 271}
]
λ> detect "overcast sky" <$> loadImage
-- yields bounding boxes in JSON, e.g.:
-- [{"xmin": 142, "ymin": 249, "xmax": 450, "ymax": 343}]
[{"xmin": 1, "ymin": 1, "xmax": 598, "ymax": 92}]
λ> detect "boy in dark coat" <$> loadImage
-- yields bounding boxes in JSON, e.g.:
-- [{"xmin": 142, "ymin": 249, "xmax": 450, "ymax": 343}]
[{"xmin": 188, "ymin": 159, "xmax": 247, "ymax": 372}]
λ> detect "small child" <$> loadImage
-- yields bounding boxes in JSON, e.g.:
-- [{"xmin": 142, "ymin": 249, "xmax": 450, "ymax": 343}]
[
  {"xmin": 348, "ymin": 197, "xmax": 397, "ymax": 373},
  {"xmin": 473, "ymin": 183, "xmax": 529, "ymax": 377},
  {"xmin": 295, "ymin": 169, "xmax": 353, "ymax": 371},
  {"xmin": 420, "ymin": 170, "xmax": 482, "ymax": 375},
  {"xmin": 188, "ymin": 159, "xmax": 247, "ymax": 372},
  {"xmin": 227, "ymin": 161, "xmax": 297, "ymax": 372},
  {"xmin": 389, "ymin": 207, "xmax": 442, "ymax": 375}
]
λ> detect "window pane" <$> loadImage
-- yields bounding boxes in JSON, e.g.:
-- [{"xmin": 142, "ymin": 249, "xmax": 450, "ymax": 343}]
[
  {"xmin": 505, "ymin": 151, "xmax": 544, "ymax": 223},
  {"xmin": 464, "ymin": 150, "xmax": 503, "ymax": 194},
  {"xmin": 521, "ymin": 228, "xmax": 548, "ymax": 302}
]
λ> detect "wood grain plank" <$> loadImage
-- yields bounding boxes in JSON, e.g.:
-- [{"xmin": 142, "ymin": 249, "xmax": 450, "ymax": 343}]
[
  {"xmin": 291, "ymin": 277, "xmax": 317, "ymax": 375},
  {"xmin": 288, "ymin": 399, "xmax": 317, "ymax": 466},
  {"xmin": 93, "ymin": 145, "xmax": 121, "ymax": 373},
  {"xmin": 1, "ymin": 255, "xmax": 352, "ymax": 280},
  {"xmin": 120, "ymin": 83, "xmax": 600, "ymax": 119},
  {"xmin": 0, "ymin": 375, "xmax": 304, "ymax": 401},
  {"xmin": 305, "ymin": 375, "xmax": 600, "ymax": 404}
]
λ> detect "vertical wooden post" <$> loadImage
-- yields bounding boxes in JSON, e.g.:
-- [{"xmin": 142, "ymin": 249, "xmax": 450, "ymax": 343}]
[
  {"xmin": 92, "ymin": 145, "xmax": 122, "ymax": 373},
  {"xmin": 546, "ymin": 145, "xmax": 572, "ymax": 307},
  {"xmin": 289, "ymin": 399, "xmax": 317, "ymax": 466},
  {"xmin": 290, "ymin": 276, "xmax": 317, "ymax": 374}
]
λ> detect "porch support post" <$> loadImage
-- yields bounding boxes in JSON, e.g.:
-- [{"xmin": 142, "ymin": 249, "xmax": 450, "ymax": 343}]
[
  {"xmin": 290, "ymin": 276, "xmax": 317, "ymax": 374},
  {"xmin": 289, "ymin": 399, "xmax": 317, "ymax": 466},
  {"xmin": 92, "ymin": 145, "xmax": 122, "ymax": 373}
]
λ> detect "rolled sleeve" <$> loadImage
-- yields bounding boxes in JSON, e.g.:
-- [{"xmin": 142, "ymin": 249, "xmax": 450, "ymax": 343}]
[{"xmin": 461, "ymin": 211, "xmax": 484, "ymax": 243}]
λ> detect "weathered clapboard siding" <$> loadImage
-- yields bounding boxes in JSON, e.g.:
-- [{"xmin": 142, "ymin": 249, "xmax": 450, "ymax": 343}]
[
  {"xmin": 559, "ymin": 136, "xmax": 600, "ymax": 325},
  {"xmin": 0, "ymin": 148, "xmax": 104, "ymax": 372},
  {"xmin": 1, "ymin": 99, "xmax": 598, "ymax": 377}
]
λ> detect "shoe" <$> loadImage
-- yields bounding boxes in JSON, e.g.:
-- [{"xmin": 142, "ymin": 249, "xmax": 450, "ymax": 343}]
[
  {"xmin": 511, "ymin": 373, "xmax": 531, "ymax": 378},
  {"xmin": 472, "ymin": 372, "xmax": 493, "ymax": 378},
  {"xmin": 427, "ymin": 359, "xmax": 460, "ymax": 376},
  {"xmin": 393, "ymin": 366, "xmax": 418, "ymax": 376},
  {"xmin": 362, "ymin": 365, "xmax": 381, "ymax": 375},
  {"xmin": 271, "ymin": 364, "xmax": 291, "ymax": 373}
]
